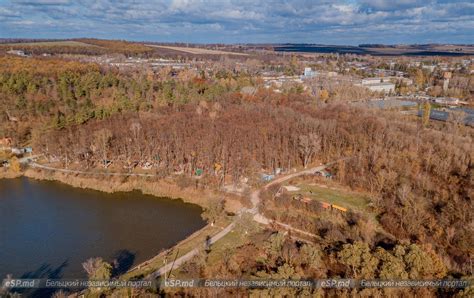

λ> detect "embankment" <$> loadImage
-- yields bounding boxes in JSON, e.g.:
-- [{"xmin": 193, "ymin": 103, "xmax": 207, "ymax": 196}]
[
  {"xmin": 0, "ymin": 170, "xmax": 22, "ymax": 179},
  {"xmin": 18, "ymin": 168, "xmax": 246, "ymax": 212}
]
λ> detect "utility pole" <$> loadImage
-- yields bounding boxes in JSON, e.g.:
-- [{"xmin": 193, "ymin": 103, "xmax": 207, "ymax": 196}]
[{"xmin": 167, "ymin": 249, "xmax": 180, "ymax": 280}]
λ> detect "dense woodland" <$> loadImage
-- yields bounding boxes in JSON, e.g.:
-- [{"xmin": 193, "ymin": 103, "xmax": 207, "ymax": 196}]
[
  {"xmin": 0, "ymin": 39, "xmax": 156, "ymax": 56},
  {"xmin": 166, "ymin": 230, "xmax": 460, "ymax": 297},
  {"xmin": 21, "ymin": 90, "xmax": 474, "ymax": 277},
  {"xmin": 0, "ymin": 56, "xmax": 256, "ymax": 144},
  {"xmin": 1, "ymin": 53, "xmax": 473, "ymax": 296}
]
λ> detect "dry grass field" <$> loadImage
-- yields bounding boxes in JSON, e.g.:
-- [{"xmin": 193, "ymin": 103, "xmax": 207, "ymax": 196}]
[
  {"xmin": 147, "ymin": 44, "xmax": 248, "ymax": 56},
  {"xmin": 3, "ymin": 40, "xmax": 97, "ymax": 47}
]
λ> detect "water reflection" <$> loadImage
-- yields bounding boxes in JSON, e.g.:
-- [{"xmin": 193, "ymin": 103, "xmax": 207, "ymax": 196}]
[{"xmin": 0, "ymin": 177, "xmax": 205, "ymax": 279}]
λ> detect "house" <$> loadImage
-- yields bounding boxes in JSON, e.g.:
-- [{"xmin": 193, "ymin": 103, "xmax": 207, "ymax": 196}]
[
  {"xmin": 10, "ymin": 147, "xmax": 32, "ymax": 155},
  {"xmin": 261, "ymin": 173, "xmax": 275, "ymax": 182},
  {"xmin": 11, "ymin": 148, "xmax": 22, "ymax": 155},
  {"xmin": 314, "ymin": 170, "xmax": 333, "ymax": 178},
  {"xmin": 431, "ymin": 97, "xmax": 460, "ymax": 106},
  {"xmin": 141, "ymin": 162, "xmax": 153, "ymax": 170},
  {"xmin": 302, "ymin": 67, "xmax": 317, "ymax": 79},
  {"xmin": 274, "ymin": 167, "xmax": 283, "ymax": 175}
]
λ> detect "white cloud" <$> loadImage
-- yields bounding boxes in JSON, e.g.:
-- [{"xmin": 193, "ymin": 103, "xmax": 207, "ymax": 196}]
[
  {"xmin": 13, "ymin": 0, "xmax": 71, "ymax": 5},
  {"xmin": 0, "ymin": 0, "xmax": 472, "ymax": 44}
]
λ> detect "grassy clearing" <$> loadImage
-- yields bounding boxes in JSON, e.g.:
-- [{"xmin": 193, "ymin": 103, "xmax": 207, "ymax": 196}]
[
  {"xmin": 292, "ymin": 182, "xmax": 386, "ymax": 233},
  {"xmin": 296, "ymin": 183, "xmax": 370, "ymax": 211}
]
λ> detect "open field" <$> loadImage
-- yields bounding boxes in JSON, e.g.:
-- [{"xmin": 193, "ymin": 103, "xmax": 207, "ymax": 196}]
[
  {"xmin": 147, "ymin": 44, "xmax": 248, "ymax": 56},
  {"xmin": 289, "ymin": 182, "xmax": 371, "ymax": 211},
  {"xmin": 300, "ymin": 184, "xmax": 370, "ymax": 211},
  {"xmin": 3, "ymin": 40, "xmax": 98, "ymax": 47}
]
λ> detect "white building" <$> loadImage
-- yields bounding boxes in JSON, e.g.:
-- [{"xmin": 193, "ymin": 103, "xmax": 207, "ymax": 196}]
[
  {"xmin": 302, "ymin": 67, "xmax": 317, "ymax": 78},
  {"xmin": 358, "ymin": 77, "xmax": 396, "ymax": 94},
  {"xmin": 431, "ymin": 97, "xmax": 460, "ymax": 105},
  {"xmin": 365, "ymin": 82, "xmax": 396, "ymax": 93}
]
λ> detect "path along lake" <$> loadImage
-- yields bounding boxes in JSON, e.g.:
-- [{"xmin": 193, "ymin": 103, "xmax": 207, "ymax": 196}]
[{"xmin": 0, "ymin": 177, "xmax": 206, "ymax": 279}]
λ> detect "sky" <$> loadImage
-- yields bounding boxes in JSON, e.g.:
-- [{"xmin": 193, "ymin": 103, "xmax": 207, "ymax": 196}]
[{"xmin": 0, "ymin": 0, "xmax": 473, "ymax": 45}]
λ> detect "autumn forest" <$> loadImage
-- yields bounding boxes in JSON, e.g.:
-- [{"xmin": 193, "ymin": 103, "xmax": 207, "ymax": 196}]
[{"xmin": 0, "ymin": 44, "xmax": 473, "ymax": 297}]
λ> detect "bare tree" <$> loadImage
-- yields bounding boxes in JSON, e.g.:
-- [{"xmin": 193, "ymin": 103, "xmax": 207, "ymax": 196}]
[
  {"xmin": 93, "ymin": 128, "xmax": 113, "ymax": 164},
  {"xmin": 82, "ymin": 257, "xmax": 112, "ymax": 280},
  {"xmin": 130, "ymin": 121, "xmax": 143, "ymax": 160},
  {"xmin": 298, "ymin": 133, "xmax": 321, "ymax": 168}
]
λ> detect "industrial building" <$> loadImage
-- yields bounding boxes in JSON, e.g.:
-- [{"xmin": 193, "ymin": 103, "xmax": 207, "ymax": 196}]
[{"xmin": 357, "ymin": 77, "xmax": 396, "ymax": 94}]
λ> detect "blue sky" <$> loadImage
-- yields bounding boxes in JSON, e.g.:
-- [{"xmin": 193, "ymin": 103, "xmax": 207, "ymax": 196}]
[{"xmin": 0, "ymin": 0, "xmax": 473, "ymax": 44}]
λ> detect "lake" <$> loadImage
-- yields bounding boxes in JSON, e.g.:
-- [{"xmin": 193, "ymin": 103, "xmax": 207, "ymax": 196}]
[
  {"xmin": 0, "ymin": 177, "xmax": 206, "ymax": 280},
  {"xmin": 274, "ymin": 45, "xmax": 472, "ymax": 56}
]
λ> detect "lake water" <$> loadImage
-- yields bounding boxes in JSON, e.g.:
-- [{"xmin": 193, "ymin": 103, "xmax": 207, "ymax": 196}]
[
  {"xmin": 0, "ymin": 177, "xmax": 205, "ymax": 280},
  {"xmin": 274, "ymin": 45, "xmax": 471, "ymax": 56}
]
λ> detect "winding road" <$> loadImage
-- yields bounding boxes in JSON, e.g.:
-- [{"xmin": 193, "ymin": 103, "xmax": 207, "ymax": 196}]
[{"xmin": 149, "ymin": 160, "xmax": 346, "ymax": 278}]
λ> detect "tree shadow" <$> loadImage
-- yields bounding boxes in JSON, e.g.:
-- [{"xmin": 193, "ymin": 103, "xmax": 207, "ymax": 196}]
[
  {"xmin": 20, "ymin": 260, "xmax": 68, "ymax": 280},
  {"xmin": 111, "ymin": 249, "xmax": 136, "ymax": 277},
  {"xmin": 12, "ymin": 260, "xmax": 69, "ymax": 297}
]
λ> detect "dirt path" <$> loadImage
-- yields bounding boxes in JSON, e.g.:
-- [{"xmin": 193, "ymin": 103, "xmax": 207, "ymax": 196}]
[
  {"xmin": 148, "ymin": 222, "xmax": 235, "ymax": 279},
  {"xmin": 249, "ymin": 163, "xmax": 331, "ymax": 234},
  {"xmin": 30, "ymin": 162, "xmax": 159, "ymax": 178},
  {"xmin": 149, "ymin": 160, "xmax": 344, "ymax": 278}
]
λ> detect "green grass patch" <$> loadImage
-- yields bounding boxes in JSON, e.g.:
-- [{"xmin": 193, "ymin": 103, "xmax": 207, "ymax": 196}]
[{"xmin": 296, "ymin": 184, "xmax": 370, "ymax": 211}]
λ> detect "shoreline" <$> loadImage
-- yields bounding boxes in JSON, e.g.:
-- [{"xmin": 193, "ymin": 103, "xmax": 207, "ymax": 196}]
[
  {"xmin": 1, "ymin": 167, "xmax": 242, "ymax": 282},
  {"xmin": 0, "ymin": 171, "xmax": 22, "ymax": 179},
  {"xmin": 0, "ymin": 168, "xmax": 246, "ymax": 213}
]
